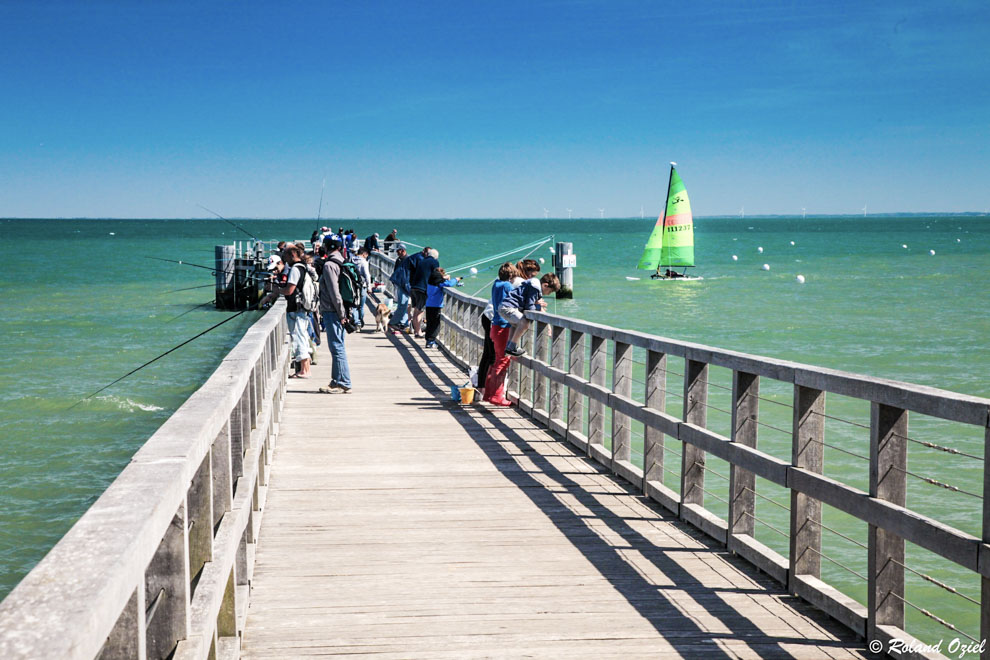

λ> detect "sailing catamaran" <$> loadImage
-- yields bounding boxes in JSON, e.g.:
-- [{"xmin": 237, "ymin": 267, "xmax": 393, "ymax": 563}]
[{"xmin": 637, "ymin": 162, "xmax": 700, "ymax": 280}]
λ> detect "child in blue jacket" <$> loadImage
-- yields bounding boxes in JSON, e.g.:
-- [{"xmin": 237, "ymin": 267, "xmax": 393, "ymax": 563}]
[{"xmin": 425, "ymin": 267, "xmax": 462, "ymax": 348}]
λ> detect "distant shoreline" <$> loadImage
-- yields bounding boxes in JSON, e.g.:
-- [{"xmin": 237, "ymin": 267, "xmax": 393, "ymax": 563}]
[{"xmin": 2, "ymin": 212, "xmax": 988, "ymax": 222}]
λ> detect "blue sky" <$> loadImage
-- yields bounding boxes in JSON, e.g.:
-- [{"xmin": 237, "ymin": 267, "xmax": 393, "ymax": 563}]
[{"xmin": 1, "ymin": 1, "xmax": 988, "ymax": 218}]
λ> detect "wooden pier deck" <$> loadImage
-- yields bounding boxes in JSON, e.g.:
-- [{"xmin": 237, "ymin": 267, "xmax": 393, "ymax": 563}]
[{"xmin": 241, "ymin": 325, "xmax": 868, "ymax": 659}]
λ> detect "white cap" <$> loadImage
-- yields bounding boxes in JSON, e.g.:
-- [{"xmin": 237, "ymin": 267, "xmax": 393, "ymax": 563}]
[{"xmin": 266, "ymin": 255, "xmax": 283, "ymax": 271}]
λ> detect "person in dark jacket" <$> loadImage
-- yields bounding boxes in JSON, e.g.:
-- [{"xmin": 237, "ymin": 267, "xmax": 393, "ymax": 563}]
[
  {"xmin": 364, "ymin": 232, "xmax": 380, "ymax": 252},
  {"xmin": 387, "ymin": 244, "xmax": 411, "ymax": 332},
  {"xmin": 409, "ymin": 247, "xmax": 438, "ymax": 338}
]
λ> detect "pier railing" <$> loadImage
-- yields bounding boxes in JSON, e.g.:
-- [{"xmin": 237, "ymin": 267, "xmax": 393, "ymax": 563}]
[
  {"xmin": 0, "ymin": 302, "xmax": 289, "ymax": 660},
  {"xmin": 369, "ymin": 251, "xmax": 990, "ymax": 658}
]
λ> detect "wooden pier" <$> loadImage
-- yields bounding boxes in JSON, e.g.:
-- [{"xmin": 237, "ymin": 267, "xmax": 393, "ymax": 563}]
[
  {"xmin": 2, "ymin": 249, "xmax": 990, "ymax": 659},
  {"xmin": 241, "ymin": 326, "xmax": 866, "ymax": 658}
]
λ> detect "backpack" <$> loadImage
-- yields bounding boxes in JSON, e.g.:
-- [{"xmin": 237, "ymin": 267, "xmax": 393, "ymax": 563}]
[
  {"xmin": 293, "ymin": 264, "xmax": 318, "ymax": 312},
  {"xmin": 338, "ymin": 260, "xmax": 362, "ymax": 311}
]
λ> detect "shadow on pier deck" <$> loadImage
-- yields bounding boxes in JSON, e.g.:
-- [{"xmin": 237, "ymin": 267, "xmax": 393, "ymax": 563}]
[{"xmin": 241, "ymin": 327, "xmax": 868, "ymax": 659}]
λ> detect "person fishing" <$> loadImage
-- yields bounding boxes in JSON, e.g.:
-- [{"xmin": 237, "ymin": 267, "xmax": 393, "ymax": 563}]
[{"xmin": 260, "ymin": 245, "xmax": 313, "ymax": 378}]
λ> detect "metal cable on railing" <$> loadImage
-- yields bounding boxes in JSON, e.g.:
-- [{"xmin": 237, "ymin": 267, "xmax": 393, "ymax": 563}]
[
  {"xmin": 694, "ymin": 484, "xmax": 730, "ymax": 507},
  {"xmin": 753, "ymin": 418, "xmax": 793, "ymax": 437},
  {"xmin": 812, "ymin": 410, "xmax": 870, "ymax": 430},
  {"xmin": 803, "ymin": 546, "xmax": 868, "ymax": 582},
  {"xmin": 888, "ymin": 559, "xmax": 981, "ymax": 606},
  {"xmin": 896, "ymin": 433, "xmax": 984, "ymax": 462},
  {"xmin": 807, "ymin": 518, "xmax": 867, "ymax": 550},
  {"xmin": 699, "ymin": 464, "xmax": 730, "ymax": 483},
  {"xmin": 806, "ymin": 437, "xmax": 871, "ymax": 463},
  {"xmin": 743, "ymin": 486, "xmax": 789, "ymax": 512},
  {"xmin": 886, "ymin": 592, "xmax": 980, "ymax": 643},
  {"xmin": 742, "ymin": 511, "xmax": 789, "ymax": 538},
  {"xmin": 889, "ymin": 466, "xmax": 982, "ymax": 499}
]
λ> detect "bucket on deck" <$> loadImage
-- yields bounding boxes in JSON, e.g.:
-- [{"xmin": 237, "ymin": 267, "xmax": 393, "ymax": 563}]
[
  {"xmin": 450, "ymin": 385, "xmax": 461, "ymax": 402},
  {"xmin": 459, "ymin": 387, "xmax": 476, "ymax": 404}
]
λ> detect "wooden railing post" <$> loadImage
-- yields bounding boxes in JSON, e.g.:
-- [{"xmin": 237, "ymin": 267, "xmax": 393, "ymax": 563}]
[
  {"xmin": 729, "ymin": 372, "xmax": 759, "ymax": 539},
  {"xmin": 612, "ymin": 341, "xmax": 633, "ymax": 468},
  {"xmin": 533, "ymin": 322, "xmax": 550, "ymax": 422},
  {"xmin": 868, "ymin": 403, "xmax": 907, "ymax": 641},
  {"xmin": 587, "ymin": 335, "xmax": 608, "ymax": 457},
  {"xmin": 566, "ymin": 330, "xmax": 586, "ymax": 448},
  {"xmin": 549, "ymin": 324, "xmax": 566, "ymax": 431},
  {"xmin": 681, "ymin": 359, "xmax": 709, "ymax": 506},
  {"xmin": 790, "ymin": 386, "xmax": 825, "ymax": 589},
  {"xmin": 644, "ymin": 349, "xmax": 667, "ymax": 491},
  {"xmin": 145, "ymin": 504, "xmax": 190, "ymax": 660},
  {"xmin": 101, "ymin": 585, "xmax": 146, "ymax": 660},
  {"xmin": 984, "ymin": 426, "xmax": 990, "ymax": 659},
  {"xmin": 187, "ymin": 452, "xmax": 214, "ymax": 589}
]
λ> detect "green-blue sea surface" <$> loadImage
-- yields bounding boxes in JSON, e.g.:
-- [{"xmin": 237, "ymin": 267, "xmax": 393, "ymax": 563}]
[{"xmin": 1, "ymin": 216, "xmax": 987, "ymax": 646}]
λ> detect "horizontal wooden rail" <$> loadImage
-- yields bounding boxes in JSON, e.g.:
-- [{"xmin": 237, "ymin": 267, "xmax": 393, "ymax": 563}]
[
  {"xmin": 412, "ymin": 264, "xmax": 990, "ymax": 660},
  {"xmin": 0, "ymin": 302, "xmax": 290, "ymax": 660}
]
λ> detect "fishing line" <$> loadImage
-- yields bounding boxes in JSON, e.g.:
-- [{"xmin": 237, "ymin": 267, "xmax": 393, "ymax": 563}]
[
  {"xmin": 446, "ymin": 236, "xmax": 554, "ymax": 275},
  {"xmin": 467, "ymin": 235, "xmax": 556, "ymax": 297},
  {"xmin": 197, "ymin": 204, "xmax": 259, "ymax": 240},
  {"xmin": 146, "ymin": 256, "xmax": 272, "ymax": 282},
  {"xmin": 166, "ymin": 283, "xmax": 216, "ymax": 293},
  {"xmin": 68, "ymin": 307, "xmax": 256, "ymax": 410},
  {"xmin": 316, "ymin": 178, "xmax": 326, "ymax": 224},
  {"xmin": 166, "ymin": 299, "xmax": 217, "ymax": 322}
]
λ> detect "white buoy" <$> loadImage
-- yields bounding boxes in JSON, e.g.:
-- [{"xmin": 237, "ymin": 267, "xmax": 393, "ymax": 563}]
[
  {"xmin": 625, "ymin": 276, "xmax": 640, "ymax": 281},
  {"xmin": 789, "ymin": 241, "xmax": 795, "ymax": 246},
  {"xmin": 109, "ymin": 232, "xmax": 115, "ymax": 235},
  {"xmin": 469, "ymin": 267, "xmax": 478, "ymax": 275},
  {"xmin": 796, "ymin": 275, "xmax": 806, "ymax": 284},
  {"xmin": 929, "ymin": 249, "xmax": 935, "ymax": 255},
  {"xmin": 731, "ymin": 255, "xmax": 738, "ymax": 261},
  {"xmin": 539, "ymin": 257, "xmax": 545, "ymax": 264},
  {"xmin": 548, "ymin": 246, "xmax": 556, "ymax": 254},
  {"xmin": 902, "ymin": 244, "xmax": 908, "ymax": 248},
  {"xmin": 957, "ymin": 238, "xmax": 961, "ymax": 243},
  {"xmin": 762, "ymin": 264, "xmax": 770, "ymax": 271},
  {"xmin": 757, "ymin": 246, "xmax": 764, "ymax": 253}
]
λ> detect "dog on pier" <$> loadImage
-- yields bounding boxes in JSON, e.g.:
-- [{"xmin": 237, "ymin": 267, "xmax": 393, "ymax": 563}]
[{"xmin": 373, "ymin": 303, "xmax": 392, "ymax": 332}]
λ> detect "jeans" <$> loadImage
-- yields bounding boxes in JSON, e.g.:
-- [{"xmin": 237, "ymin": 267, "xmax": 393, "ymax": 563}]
[
  {"xmin": 323, "ymin": 309, "xmax": 351, "ymax": 388},
  {"xmin": 392, "ymin": 290, "xmax": 409, "ymax": 328},
  {"xmin": 287, "ymin": 311, "xmax": 312, "ymax": 362},
  {"xmin": 357, "ymin": 289, "xmax": 368, "ymax": 325}
]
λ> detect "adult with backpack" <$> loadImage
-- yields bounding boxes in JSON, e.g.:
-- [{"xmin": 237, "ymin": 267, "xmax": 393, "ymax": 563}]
[
  {"xmin": 317, "ymin": 238, "xmax": 354, "ymax": 394},
  {"xmin": 352, "ymin": 247, "xmax": 373, "ymax": 329},
  {"xmin": 260, "ymin": 245, "xmax": 316, "ymax": 379}
]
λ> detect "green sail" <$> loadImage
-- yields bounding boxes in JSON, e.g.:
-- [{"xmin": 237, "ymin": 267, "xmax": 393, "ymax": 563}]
[{"xmin": 637, "ymin": 166, "xmax": 694, "ymax": 270}]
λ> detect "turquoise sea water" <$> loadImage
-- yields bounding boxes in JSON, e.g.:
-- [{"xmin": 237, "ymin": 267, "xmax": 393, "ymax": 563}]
[{"xmin": 1, "ymin": 216, "xmax": 988, "ymax": 644}]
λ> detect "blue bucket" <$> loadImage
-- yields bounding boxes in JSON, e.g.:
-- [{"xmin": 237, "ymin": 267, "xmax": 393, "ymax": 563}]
[{"xmin": 450, "ymin": 385, "xmax": 461, "ymax": 402}]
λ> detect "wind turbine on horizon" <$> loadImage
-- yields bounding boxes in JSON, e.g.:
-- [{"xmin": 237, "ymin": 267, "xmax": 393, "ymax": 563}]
[
  {"xmin": 543, "ymin": 208, "xmax": 549, "ymax": 219},
  {"xmin": 802, "ymin": 207, "xmax": 806, "ymax": 219},
  {"xmin": 567, "ymin": 208, "xmax": 573, "ymax": 219},
  {"xmin": 740, "ymin": 206, "xmax": 745, "ymax": 219},
  {"xmin": 863, "ymin": 204, "xmax": 868, "ymax": 217},
  {"xmin": 599, "ymin": 208, "xmax": 604, "ymax": 219},
  {"xmin": 640, "ymin": 205, "xmax": 645, "ymax": 219}
]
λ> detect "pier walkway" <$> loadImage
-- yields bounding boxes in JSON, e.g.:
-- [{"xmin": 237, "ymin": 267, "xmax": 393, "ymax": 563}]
[{"xmin": 241, "ymin": 326, "xmax": 867, "ymax": 658}]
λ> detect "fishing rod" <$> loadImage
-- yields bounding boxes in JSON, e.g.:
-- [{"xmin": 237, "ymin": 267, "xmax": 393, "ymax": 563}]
[
  {"xmin": 316, "ymin": 178, "xmax": 326, "ymax": 225},
  {"xmin": 197, "ymin": 204, "xmax": 259, "ymax": 240},
  {"xmin": 68, "ymin": 307, "xmax": 257, "ymax": 410}
]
